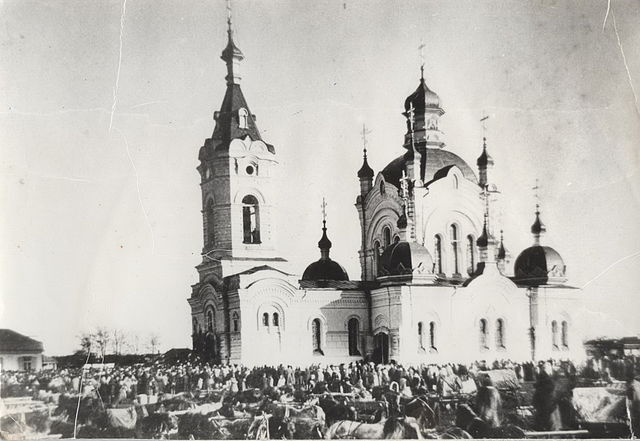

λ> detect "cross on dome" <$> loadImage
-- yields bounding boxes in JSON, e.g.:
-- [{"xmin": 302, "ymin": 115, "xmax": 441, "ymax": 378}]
[
  {"xmin": 419, "ymin": 39, "xmax": 426, "ymax": 79},
  {"xmin": 321, "ymin": 197, "xmax": 327, "ymax": 225}
]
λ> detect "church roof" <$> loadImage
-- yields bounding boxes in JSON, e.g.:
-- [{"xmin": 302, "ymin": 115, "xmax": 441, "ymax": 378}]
[
  {"xmin": 381, "ymin": 148, "xmax": 477, "ymax": 188},
  {"xmin": 302, "ymin": 259, "xmax": 350, "ymax": 282},
  {"xmin": 209, "ymin": 84, "xmax": 274, "ymax": 153},
  {"xmin": 0, "ymin": 329, "xmax": 44, "ymax": 353},
  {"xmin": 301, "ymin": 221, "xmax": 349, "ymax": 282},
  {"xmin": 299, "ymin": 280, "xmax": 369, "ymax": 290},
  {"xmin": 379, "ymin": 241, "xmax": 433, "ymax": 276},
  {"xmin": 513, "ymin": 245, "xmax": 567, "ymax": 286}
]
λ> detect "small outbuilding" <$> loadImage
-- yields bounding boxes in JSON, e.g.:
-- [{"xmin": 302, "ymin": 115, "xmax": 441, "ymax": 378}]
[{"xmin": 0, "ymin": 329, "xmax": 44, "ymax": 371}]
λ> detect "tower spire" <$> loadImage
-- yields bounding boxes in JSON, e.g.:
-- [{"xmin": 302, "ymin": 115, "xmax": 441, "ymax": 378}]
[
  {"xmin": 221, "ymin": 0, "xmax": 243, "ymax": 85},
  {"xmin": 477, "ymin": 113, "xmax": 494, "ymax": 188},
  {"xmin": 357, "ymin": 123, "xmax": 374, "ymax": 181},
  {"xmin": 531, "ymin": 179, "xmax": 546, "ymax": 245},
  {"xmin": 318, "ymin": 197, "xmax": 332, "ymax": 259},
  {"xmin": 419, "ymin": 39, "xmax": 426, "ymax": 80}
]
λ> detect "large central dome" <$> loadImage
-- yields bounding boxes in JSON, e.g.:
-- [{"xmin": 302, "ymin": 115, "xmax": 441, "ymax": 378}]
[{"xmin": 381, "ymin": 149, "xmax": 478, "ymax": 188}]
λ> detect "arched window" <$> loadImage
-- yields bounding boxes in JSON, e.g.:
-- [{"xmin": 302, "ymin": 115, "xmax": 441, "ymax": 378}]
[
  {"xmin": 418, "ymin": 322, "xmax": 424, "ymax": 349},
  {"xmin": 466, "ymin": 235, "xmax": 475, "ymax": 275},
  {"xmin": 238, "ymin": 108, "xmax": 248, "ymax": 129},
  {"xmin": 479, "ymin": 318, "xmax": 488, "ymax": 350},
  {"xmin": 496, "ymin": 319, "xmax": 505, "ymax": 349},
  {"xmin": 262, "ymin": 312, "xmax": 269, "ymax": 327},
  {"xmin": 348, "ymin": 318, "xmax": 360, "ymax": 356},
  {"xmin": 207, "ymin": 309, "xmax": 214, "ymax": 332},
  {"xmin": 551, "ymin": 320, "xmax": 559, "ymax": 349},
  {"xmin": 383, "ymin": 227, "xmax": 392, "ymax": 248},
  {"xmin": 380, "ymin": 181, "xmax": 385, "ymax": 195},
  {"xmin": 434, "ymin": 235, "xmax": 443, "ymax": 274},
  {"xmin": 374, "ymin": 241, "xmax": 381, "ymax": 276},
  {"xmin": 242, "ymin": 195, "xmax": 261, "ymax": 244},
  {"xmin": 192, "ymin": 317, "xmax": 198, "ymax": 335},
  {"xmin": 429, "ymin": 321, "xmax": 437, "ymax": 350},
  {"xmin": 394, "ymin": 235, "xmax": 400, "ymax": 243},
  {"xmin": 312, "ymin": 319, "xmax": 323, "ymax": 355},
  {"xmin": 273, "ymin": 312, "xmax": 279, "ymax": 327},
  {"xmin": 205, "ymin": 199, "xmax": 215, "ymax": 246},
  {"xmin": 561, "ymin": 321, "xmax": 569, "ymax": 348},
  {"xmin": 453, "ymin": 174, "xmax": 459, "ymax": 189},
  {"xmin": 450, "ymin": 225, "xmax": 460, "ymax": 274},
  {"xmin": 232, "ymin": 312, "xmax": 239, "ymax": 333}
]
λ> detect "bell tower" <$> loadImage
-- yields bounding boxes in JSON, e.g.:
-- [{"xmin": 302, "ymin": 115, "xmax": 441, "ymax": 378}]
[{"xmin": 196, "ymin": 5, "xmax": 286, "ymax": 280}]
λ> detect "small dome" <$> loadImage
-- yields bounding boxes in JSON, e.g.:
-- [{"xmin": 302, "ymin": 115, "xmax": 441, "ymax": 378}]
[
  {"xmin": 357, "ymin": 156, "xmax": 374, "ymax": 179},
  {"xmin": 497, "ymin": 237, "xmax": 507, "ymax": 260},
  {"xmin": 514, "ymin": 245, "xmax": 566, "ymax": 286},
  {"xmin": 221, "ymin": 32, "xmax": 244, "ymax": 61},
  {"xmin": 531, "ymin": 210, "xmax": 546, "ymax": 236},
  {"xmin": 404, "ymin": 78, "xmax": 441, "ymax": 111},
  {"xmin": 477, "ymin": 140, "xmax": 494, "ymax": 167},
  {"xmin": 379, "ymin": 241, "xmax": 433, "ymax": 276},
  {"xmin": 302, "ymin": 259, "xmax": 349, "ymax": 281},
  {"xmin": 302, "ymin": 220, "xmax": 349, "ymax": 281},
  {"xmin": 381, "ymin": 148, "xmax": 477, "ymax": 188}
]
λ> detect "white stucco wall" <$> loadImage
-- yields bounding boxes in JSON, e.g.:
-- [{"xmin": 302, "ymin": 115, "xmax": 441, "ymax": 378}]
[{"xmin": 0, "ymin": 353, "xmax": 43, "ymax": 371}]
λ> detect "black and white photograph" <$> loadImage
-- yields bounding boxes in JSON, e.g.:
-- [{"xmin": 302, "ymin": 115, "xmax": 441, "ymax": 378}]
[{"xmin": 1, "ymin": 0, "xmax": 639, "ymax": 438}]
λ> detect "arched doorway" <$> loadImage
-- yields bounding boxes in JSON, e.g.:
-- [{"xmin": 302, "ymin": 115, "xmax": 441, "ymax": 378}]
[{"xmin": 373, "ymin": 332, "xmax": 389, "ymax": 364}]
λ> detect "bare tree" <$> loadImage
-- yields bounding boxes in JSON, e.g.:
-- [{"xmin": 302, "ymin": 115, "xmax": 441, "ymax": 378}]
[
  {"xmin": 124, "ymin": 332, "xmax": 140, "ymax": 354},
  {"xmin": 94, "ymin": 327, "xmax": 110, "ymax": 360},
  {"xmin": 112, "ymin": 329, "xmax": 127, "ymax": 355},
  {"xmin": 148, "ymin": 333, "xmax": 161, "ymax": 354}
]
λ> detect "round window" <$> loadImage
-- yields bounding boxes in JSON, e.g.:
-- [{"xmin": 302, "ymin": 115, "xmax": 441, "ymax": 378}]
[{"xmin": 246, "ymin": 165, "xmax": 255, "ymax": 175}]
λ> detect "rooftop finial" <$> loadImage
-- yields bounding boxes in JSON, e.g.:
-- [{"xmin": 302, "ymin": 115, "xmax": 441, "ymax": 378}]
[
  {"xmin": 321, "ymin": 197, "xmax": 327, "ymax": 226},
  {"xmin": 318, "ymin": 197, "xmax": 332, "ymax": 256},
  {"xmin": 360, "ymin": 123, "xmax": 371, "ymax": 159},
  {"xmin": 480, "ymin": 112, "xmax": 489, "ymax": 149},
  {"xmin": 226, "ymin": 0, "xmax": 233, "ymax": 34},
  {"xmin": 419, "ymin": 39, "xmax": 426, "ymax": 80},
  {"xmin": 531, "ymin": 178, "xmax": 546, "ymax": 243}
]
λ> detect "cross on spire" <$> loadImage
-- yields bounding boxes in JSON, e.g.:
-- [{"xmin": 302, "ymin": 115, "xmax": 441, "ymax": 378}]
[
  {"xmin": 226, "ymin": 0, "xmax": 233, "ymax": 32},
  {"xmin": 419, "ymin": 39, "xmax": 426, "ymax": 79},
  {"xmin": 480, "ymin": 112, "xmax": 490, "ymax": 140},
  {"xmin": 360, "ymin": 123, "xmax": 372, "ymax": 157},
  {"xmin": 533, "ymin": 178, "xmax": 541, "ymax": 211},
  {"xmin": 407, "ymin": 102, "xmax": 416, "ymax": 133},
  {"xmin": 321, "ymin": 197, "xmax": 327, "ymax": 226},
  {"xmin": 400, "ymin": 170, "xmax": 410, "ymax": 203}
]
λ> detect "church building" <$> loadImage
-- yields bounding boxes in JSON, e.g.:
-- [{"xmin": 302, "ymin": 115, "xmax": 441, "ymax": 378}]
[{"xmin": 187, "ymin": 15, "xmax": 584, "ymax": 366}]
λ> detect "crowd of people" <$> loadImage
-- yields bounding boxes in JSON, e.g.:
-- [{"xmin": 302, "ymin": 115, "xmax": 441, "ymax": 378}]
[
  {"xmin": 1, "ymin": 354, "xmax": 639, "ymax": 438},
  {"xmin": 3, "ymin": 355, "xmax": 637, "ymax": 403}
]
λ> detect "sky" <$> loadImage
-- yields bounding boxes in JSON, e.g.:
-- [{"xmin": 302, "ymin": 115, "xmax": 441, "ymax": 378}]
[{"xmin": 1, "ymin": 0, "xmax": 639, "ymax": 355}]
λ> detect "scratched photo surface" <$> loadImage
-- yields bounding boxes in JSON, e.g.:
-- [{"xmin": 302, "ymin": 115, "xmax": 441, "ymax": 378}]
[{"xmin": 1, "ymin": 0, "xmax": 639, "ymax": 439}]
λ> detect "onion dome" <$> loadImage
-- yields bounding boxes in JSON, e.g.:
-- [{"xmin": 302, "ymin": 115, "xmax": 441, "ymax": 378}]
[
  {"xmin": 404, "ymin": 77, "xmax": 441, "ymax": 112},
  {"xmin": 497, "ymin": 231, "xmax": 507, "ymax": 260},
  {"xmin": 221, "ymin": 30, "xmax": 244, "ymax": 62},
  {"xmin": 379, "ymin": 241, "xmax": 434, "ymax": 276},
  {"xmin": 514, "ymin": 208, "xmax": 566, "ymax": 285},
  {"xmin": 477, "ymin": 218, "xmax": 490, "ymax": 248},
  {"xmin": 477, "ymin": 138, "xmax": 494, "ymax": 167},
  {"xmin": 531, "ymin": 207, "xmax": 546, "ymax": 237},
  {"xmin": 357, "ymin": 153, "xmax": 374, "ymax": 179},
  {"xmin": 514, "ymin": 246, "xmax": 566, "ymax": 286},
  {"xmin": 302, "ymin": 220, "xmax": 349, "ymax": 281}
]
